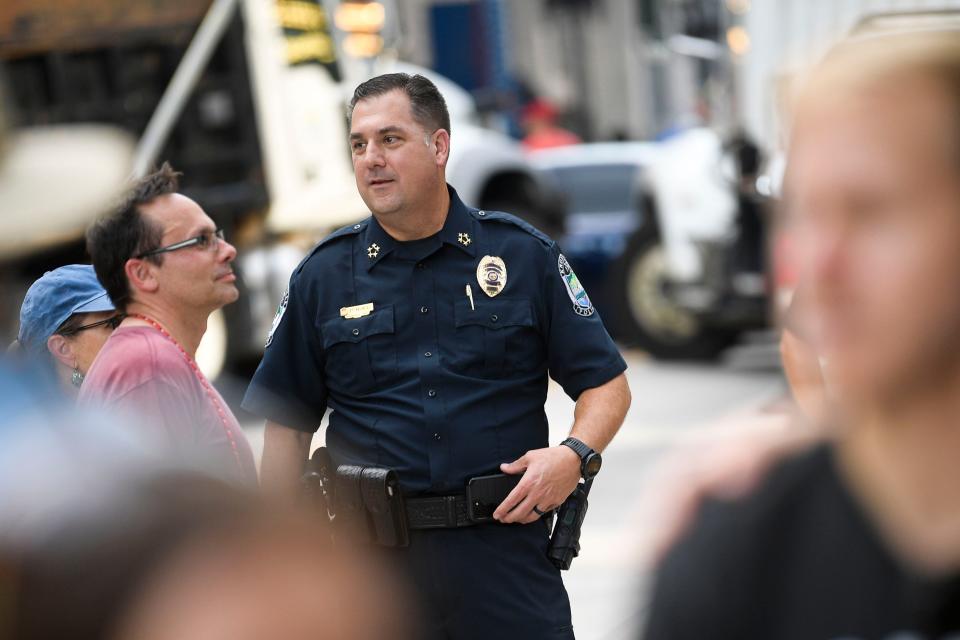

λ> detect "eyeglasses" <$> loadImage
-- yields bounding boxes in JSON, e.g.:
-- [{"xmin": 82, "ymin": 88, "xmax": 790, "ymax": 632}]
[
  {"xmin": 58, "ymin": 314, "xmax": 125, "ymax": 337},
  {"xmin": 138, "ymin": 229, "xmax": 225, "ymax": 258}
]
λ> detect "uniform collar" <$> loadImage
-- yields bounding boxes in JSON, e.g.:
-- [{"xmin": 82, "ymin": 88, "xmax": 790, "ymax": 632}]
[{"xmin": 363, "ymin": 185, "xmax": 477, "ymax": 271}]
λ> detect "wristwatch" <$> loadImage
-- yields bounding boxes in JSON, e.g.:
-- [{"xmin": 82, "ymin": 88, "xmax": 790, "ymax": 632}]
[{"xmin": 560, "ymin": 437, "xmax": 602, "ymax": 480}]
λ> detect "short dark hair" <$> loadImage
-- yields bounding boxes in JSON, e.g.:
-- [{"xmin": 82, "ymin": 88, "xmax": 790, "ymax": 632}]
[
  {"xmin": 349, "ymin": 73, "xmax": 451, "ymax": 136},
  {"xmin": 86, "ymin": 163, "xmax": 180, "ymax": 311}
]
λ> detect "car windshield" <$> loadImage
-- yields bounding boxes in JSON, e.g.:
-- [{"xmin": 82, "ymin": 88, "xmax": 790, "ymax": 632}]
[{"xmin": 548, "ymin": 164, "xmax": 639, "ymax": 214}]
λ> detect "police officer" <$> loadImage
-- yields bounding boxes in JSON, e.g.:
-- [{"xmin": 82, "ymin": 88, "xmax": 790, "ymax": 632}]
[{"xmin": 242, "ymin": 73, "xmax": 631, "ymax": 639}]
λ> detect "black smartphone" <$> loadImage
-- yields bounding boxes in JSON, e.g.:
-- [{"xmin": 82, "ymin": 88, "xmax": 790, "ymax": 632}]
[{"xmin": 466, "ymin": 473, "xmax": 521, "ymax": 522}]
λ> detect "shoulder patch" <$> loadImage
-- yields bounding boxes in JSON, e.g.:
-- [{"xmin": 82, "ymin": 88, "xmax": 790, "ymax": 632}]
[
  {"xmin": 264, "ymin": 289, "xmax": 289, "ymax": 348},
  {"xmin": 296, "ymin": 220, "xmax": 368, "ymax": 274},
  {"xmin": 469, "ymin": 208, "xmax": 553, "ymax": 246},
  {"xmin": 558, "ymin": 254, "xmax": 595, "ymax": 317}
]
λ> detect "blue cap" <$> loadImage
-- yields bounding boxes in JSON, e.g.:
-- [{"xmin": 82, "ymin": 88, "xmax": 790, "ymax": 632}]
[{"xmin": 17, "ymin": 265, "xmax": 115, "ymax": 360}]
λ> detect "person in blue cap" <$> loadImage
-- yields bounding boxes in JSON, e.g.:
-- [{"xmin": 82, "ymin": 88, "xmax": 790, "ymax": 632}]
[{"xmin": 15, "ymin": 264, "xmax": 121, "ymax": 396}]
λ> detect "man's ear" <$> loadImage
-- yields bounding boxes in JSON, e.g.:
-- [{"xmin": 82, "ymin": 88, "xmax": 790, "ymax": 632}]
[
  {"xmin": 46, "ymin": 334, "xmax": 75, "ymax": 369},
  {"xmin": 432, "ymin": 129, "xmax": 450, "ymax": 169},
  {"xmin": 125, "ymin": 257, "xmax": 160, "ymax": 295}
]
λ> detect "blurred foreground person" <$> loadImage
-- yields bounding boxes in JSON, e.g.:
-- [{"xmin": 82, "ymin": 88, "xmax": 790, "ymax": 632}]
[
  {"xmin": 13, "ymin": 265, "xmax": 120, "ymax": 396},
  {"xmin": 779, "ymin": 285, "xmax": 829, "ymax": 423},
  {"xmin": 644, "ymin": 32, "xmax": 960, "ymax": 638},
  {"xmin": 12, "ymin": 473, "xmax": 411, "ymax": 640},
  {"xmin": 82, "ymin": 164, "xmax": 256, "ymax": 485}
]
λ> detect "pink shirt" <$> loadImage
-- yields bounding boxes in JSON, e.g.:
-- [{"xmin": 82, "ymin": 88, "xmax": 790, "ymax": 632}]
[{"xmin": 79, "ymin": 326, "xmax": 257, "ymax": 485}]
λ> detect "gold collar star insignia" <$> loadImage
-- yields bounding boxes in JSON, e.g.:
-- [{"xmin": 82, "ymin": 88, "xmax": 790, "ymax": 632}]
[
  {"xmin": 458, "ymin": 232, "xmax": 472, "ymax": 247},
  {"xmin": 367, "ymin": 243, "xmax": 381, "ymax": 259}
]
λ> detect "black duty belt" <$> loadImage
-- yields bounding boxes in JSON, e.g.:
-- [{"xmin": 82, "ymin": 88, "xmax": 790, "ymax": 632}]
[{"xmin": 405, "ymin": 494, "xmax": 474, "ymax": 529}]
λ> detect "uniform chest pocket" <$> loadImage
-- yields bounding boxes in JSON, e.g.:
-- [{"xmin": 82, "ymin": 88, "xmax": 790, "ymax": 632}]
[
  {"xmin": 448, "ymin": 298, "xmax": 541, "ymax": 379},
  {"xmin": 320, "ymin": 305, "xmax": 398, "ymax": 395}
]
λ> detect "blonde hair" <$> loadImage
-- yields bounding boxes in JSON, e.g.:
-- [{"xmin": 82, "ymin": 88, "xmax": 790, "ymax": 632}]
[{"xmin": 790, "ymin": 30, "xmax": 960, "ymax": 153}]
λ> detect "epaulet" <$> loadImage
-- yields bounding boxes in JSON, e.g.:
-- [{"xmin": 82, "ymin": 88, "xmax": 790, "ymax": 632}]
[
  {"xmin": 295, "ymin": 220, "xmax": 368, "ymax": 275},
  {"xmin": 468, "ymin": 208, "xmax": 553, "ymax": 246}
]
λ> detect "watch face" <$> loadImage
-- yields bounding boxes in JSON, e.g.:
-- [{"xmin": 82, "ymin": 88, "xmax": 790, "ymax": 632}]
[{"xmin": 584, "ymin": 452, "xmax": 603, "ymax": 478}]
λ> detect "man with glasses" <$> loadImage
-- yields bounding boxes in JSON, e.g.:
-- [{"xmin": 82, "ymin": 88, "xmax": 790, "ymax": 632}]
[{"xmin": 80, "ymin": 163, "xmax": 257, "ymax": 486}]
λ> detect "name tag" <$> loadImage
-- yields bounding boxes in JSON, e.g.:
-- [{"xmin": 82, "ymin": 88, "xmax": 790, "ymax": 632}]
[{"xmin": 340, "ymin": 302, "xmax": 374, "ymax": 319}]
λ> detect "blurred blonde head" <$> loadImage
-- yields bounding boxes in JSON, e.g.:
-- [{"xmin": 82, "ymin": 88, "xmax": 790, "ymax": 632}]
[{"xmin": 783, "ymin": 31, "xmax": 960, "ymax": 409}]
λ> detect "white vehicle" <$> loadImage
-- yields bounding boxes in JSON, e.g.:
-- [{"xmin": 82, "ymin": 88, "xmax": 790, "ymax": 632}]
[
  {"xmin": 530, "ymin": 127, "xmax": 768, "ymax": 360},
  {"xmin": 1, "ymin": 0, "xmax": 556, "ymax": 379}
]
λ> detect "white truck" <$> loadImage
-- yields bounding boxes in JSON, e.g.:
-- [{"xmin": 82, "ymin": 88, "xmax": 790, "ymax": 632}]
[{"xmin": 609, "ymin": 0, "xmax": 960, "ymax": 359}]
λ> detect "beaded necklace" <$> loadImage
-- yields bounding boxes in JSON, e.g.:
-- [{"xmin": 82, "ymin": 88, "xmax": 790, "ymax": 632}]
[{"xmin": 129, "ymin": 313, "xmax": 243, "ymax": 471}]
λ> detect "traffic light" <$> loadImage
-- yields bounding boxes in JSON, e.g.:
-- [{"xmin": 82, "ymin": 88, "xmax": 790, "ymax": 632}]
[{"xmin": 334, "ymin": 1, "xmax": 386, "ymax": 58}]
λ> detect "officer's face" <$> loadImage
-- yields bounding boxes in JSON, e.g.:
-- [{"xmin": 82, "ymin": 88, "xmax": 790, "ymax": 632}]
[
  {"xmin": 783, "ymin": 74, "xmax": 960, "ymax": 405},
  {"xmin": 350, "ymin": 90, "xmax": 447, "ymax": 219},
  {"xmin": 140, "ymin": 194, "xmax": 239, "ymax": 314}
]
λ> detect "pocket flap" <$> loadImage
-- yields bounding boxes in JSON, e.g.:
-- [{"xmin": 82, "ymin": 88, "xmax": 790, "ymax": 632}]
[
  {"xmin": 454, "ymin": 298, "xmax": 535, "ymax": 329},
  {"xmin": 321, "ymin": 305, "xmax": 395, "ymax": 348}
]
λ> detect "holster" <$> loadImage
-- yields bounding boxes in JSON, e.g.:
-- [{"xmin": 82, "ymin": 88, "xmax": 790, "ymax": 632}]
[
  {"xmin": 547, "ymin": 478, "xmax": 593, "ymax": 570},
  {"xmin": 300, "ymin": 447, "xmax": 335, "ymax": 521}
]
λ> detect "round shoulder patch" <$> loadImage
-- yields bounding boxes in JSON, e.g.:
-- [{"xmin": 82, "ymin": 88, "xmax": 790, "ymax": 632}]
[
  {"xmin": 558, "ymin": 254, "xmax": 594, "ymax": 317},
  {"xmin": 265, "ymin": 289, "xmax": 289, "ymax": 348}
]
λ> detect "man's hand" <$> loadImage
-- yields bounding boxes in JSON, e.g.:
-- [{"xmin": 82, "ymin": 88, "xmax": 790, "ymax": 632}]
[{"xmin": 493, "ymin": 446, "xmax": 582, "ymax": 524}]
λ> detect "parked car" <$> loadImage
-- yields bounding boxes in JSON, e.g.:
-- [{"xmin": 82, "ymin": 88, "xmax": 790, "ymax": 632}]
[{"xmin": 530, "ymin": 129, "xmax": 770, "ymax": 359}]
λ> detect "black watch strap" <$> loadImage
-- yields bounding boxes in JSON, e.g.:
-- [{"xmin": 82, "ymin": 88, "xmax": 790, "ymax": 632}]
[{"xmin": 560, "ymin": 437, "xmax": 593, "ymax": 461}]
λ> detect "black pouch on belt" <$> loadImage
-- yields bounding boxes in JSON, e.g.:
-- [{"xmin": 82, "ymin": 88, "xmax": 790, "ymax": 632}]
[
  {"xmin": 360, "ymin": 467, "xmax": 409, "ymax": 547},
  {"xmin": 334, "ymin": 464, "xmax": 371, "ymax": 543},
  {"xmin": 333, "ymin": 465, "xmax": 409, "ymax": 547}
]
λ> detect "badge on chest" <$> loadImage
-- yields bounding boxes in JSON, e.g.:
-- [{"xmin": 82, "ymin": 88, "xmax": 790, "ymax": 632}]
[{"xmin": 476, "ymin": 255, "xmax": 507, "ymax": 297}]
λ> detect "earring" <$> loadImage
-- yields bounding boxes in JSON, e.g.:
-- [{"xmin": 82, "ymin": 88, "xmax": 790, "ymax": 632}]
[{"xmin": 72, "ymin": 367, "xmax": 84, "ymax": 387}]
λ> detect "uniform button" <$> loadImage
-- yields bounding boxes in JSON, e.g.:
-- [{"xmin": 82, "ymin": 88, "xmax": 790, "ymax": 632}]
[
  {"xmin": 478, "ymin": 210, "xmax": 486, "ymax": 216},
  {"xmin": 416, "ymin": 262, "xmax": 426, "ymax": 270},
  {"xmin": 427, "ymin": 389, "xmax": 437, "ymax": 398},
  {"xmin": 490, "ymin": 314, "xmax": 498, "ymax": 323},
  {"xmin": 353, "ymin": 224, "xmax": 362, "ymax": 230},
  {"xmin": 420, "ymin": 306, "xmax": 430, "ymax": 314},
  {"xmin": 352, "ymin": 328, "xmax": 360, "ymax": 336},
  {"xmin": 433, "ymin": 433, "xmax": 441, "ymax": 441},
  {"xmin": 424, "ymin": 351, "xmax": 432, "ymax": 357}
]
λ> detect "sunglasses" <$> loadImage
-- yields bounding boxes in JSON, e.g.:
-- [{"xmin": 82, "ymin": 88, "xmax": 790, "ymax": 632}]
[
  {"xmin": 138, "ymin": 229, "xmax": 225, "ymax": 258},
  {"xmin": 58, "ymin": 314, "xmax": 125, "ymax": 337}
]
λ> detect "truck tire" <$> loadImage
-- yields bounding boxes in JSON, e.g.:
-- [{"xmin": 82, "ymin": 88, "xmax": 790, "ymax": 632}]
[{"xmin": 615, "ymin": 228, "xmax": 738, "ymax": 360}]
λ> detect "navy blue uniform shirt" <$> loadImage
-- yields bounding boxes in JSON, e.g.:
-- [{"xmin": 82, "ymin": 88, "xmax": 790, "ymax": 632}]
[{"xmin": 242, "ymin": 187, "xmax": 626, "ymax": 493}]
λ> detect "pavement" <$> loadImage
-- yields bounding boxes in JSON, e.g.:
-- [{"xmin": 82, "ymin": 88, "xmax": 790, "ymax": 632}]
[{"xmin": 239, "ymin": 334, "xmax": 788, "ymax": 640}]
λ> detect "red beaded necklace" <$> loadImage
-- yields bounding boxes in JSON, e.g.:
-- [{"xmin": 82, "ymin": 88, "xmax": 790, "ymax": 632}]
[{"xmin": 129, "ymin": 313, "xmax": 243, "ymax": 471}]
